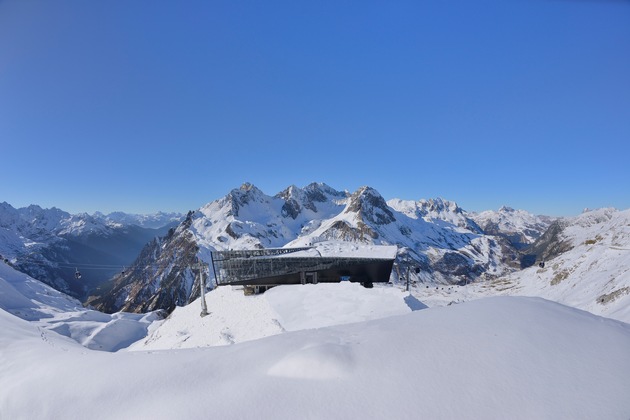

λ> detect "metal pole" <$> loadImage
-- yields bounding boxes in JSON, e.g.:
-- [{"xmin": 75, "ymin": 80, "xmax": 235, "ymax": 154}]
[
  {"xmin": 210, "ymin": 251, "xmax": 219, "ymax": 287},
  {"xmin": 199, "ymin": 260, "xmax": 208, "ymax": 317},
  {"xmin": 406, "ymin": 257, "xmax": 410, "ymax": 292}
]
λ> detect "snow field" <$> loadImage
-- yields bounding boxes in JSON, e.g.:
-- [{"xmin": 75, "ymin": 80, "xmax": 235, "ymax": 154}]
[
  {"xmin": 130, "ymin": 282, "xmax": 421, "ymax": 350},
  {"xmin": 0, "ymin": 262, "xmax": 159, "ymax": 352},
  {"xmin": 2, "ymin": 296, "xmax": 630, "ymax": 419}
]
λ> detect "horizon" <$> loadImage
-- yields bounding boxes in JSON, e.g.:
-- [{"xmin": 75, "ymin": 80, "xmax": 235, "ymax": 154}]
[
  {"xmin": 1, "ymin": 0, "xmax": 628, "ymax": 217},
  {"xmin": 1, "ymin": 180, "xmax": 625, "ymax": 218}
]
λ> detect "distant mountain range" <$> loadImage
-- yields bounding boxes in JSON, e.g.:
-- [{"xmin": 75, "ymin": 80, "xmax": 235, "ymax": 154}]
[
  {"xmin": 0, "ymin": 202, "xmax": 182, "ymax": 298},
  {"xmin": 5, "ymin": 184, "xmax": 628, "ymax": 321},
  {"xmin": 84, "ymin": 183, "xmax": 555, "ymax": 313},
  {"xmin": 486, "ymin": 207, "xmax": 630, "ymax": 322}
]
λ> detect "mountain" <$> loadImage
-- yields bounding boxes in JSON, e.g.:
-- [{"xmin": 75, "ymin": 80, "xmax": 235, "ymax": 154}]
[
  {"xmin": 0, "ymin": 202, "xmax": 182, "ymax": 299},
  {"xmin": 3, "ymin": 199, "xmax": 630, "ymax": 418},
  {"xmin": 90, "ymin": 183, "xmax": 537, "ymax": 314},
  {"xmin": 470, "ymin": 206, "xmax": 554, "ymax": 250},
  {"xmin": 483, "ymin": 207, "xmax": 630, "ymax": 322},
  {"xmin": 291, "ymin": 188, "xmax": 518, "ymax": 282},
  {"xmin": 86, "ymin": 211, "xmax": 205, "ymax": 314},
  {"xmin": 87, "ymin": 183, "xmax": 348, "ymax": 313},
  {"xmin": 93, "ymin": 211, "xmax": 183, "ymax": 229}
]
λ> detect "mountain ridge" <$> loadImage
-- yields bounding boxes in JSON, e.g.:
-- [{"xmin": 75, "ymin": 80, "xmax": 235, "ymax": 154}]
[
  {"xmin": 0, "ymin": 202, "xmax": 183, "ymax": 298},
  {"xmin": 86, "ymin": 183, "xmax": 552, "ymax": 313}
]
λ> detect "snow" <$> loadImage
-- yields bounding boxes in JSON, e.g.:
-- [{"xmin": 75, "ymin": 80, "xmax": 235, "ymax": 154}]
[
  {"xmin": 0, "ymin": 261, "xmax": 159, "ymax": 351},
  {"xmin": 3, "ymin": 264, "xmax": 630, "ymax": 420},
  {"xmin": 130, "ymin": 282, "xmax": 419, "ymax": 350},
  {"xmin": 471, "ymin": 205, "xmax": 553, "ymax": 243},
  {"xmin": 313, "ymin": 241, "xmax": 397, "ymax": 259},
  {"xmin": 474, "ymin": 208, "xmax": 630, "ymax": 324},
  {"xmin": 0, "ymin": 202, "xmax": 178, "ymax": 262},
  {"xmin": 94, "ymin": 211, "xmax": 183, "ymax": 229},
  {"xmin": 265, "ymin": 282, "xmax": 421, "ymax": 331},
  {"xmin": 129, "ymin": 285, "xmax": 286, "ymax": 349},
  {"xmin": 272, "ymin": 241, "xmax": 398, "ymax": 259},
  {"xmin": 2, "ymin": 293, "xmax": 630, "ymax": 419}
]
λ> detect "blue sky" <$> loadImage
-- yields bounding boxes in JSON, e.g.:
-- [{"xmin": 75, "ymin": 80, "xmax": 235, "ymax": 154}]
[{"xmin": 1, "ymin": 0, "xmax": 628, "ymax": 216}]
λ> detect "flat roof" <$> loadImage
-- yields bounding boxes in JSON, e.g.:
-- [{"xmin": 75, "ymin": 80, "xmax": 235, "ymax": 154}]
[{"xmin": 285, "ymin": 242, "xmax": 398, "ymax": 259}]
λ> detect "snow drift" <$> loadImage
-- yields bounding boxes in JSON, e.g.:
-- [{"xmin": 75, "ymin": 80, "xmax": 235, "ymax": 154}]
[
  {"xmin": 130, "ymin": 282, "xmax": 425, "ymax": 350},
  {"xmin": 2, "ymin": 295, "xmax": 630, "ymax": 419}
]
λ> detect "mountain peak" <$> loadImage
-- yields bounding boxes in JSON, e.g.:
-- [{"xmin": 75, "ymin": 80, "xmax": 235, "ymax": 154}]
[
  {"xmin": 240, "ymin": 182, "xmax": 256, "ymax": 192},
  {"xmin": 418, "ymin": 198, "xmax": 463, "ymax": 215},
  {"xmin": 224, "ymin": 183, "xmax": 267, "ymax": 217},
  {"xmin": 304, "ymin": 182, "xmax": 345, "ymax": 198},
  {"xmin": 346, "ymin": 187, "xmax": 395, "ymax": 226}
]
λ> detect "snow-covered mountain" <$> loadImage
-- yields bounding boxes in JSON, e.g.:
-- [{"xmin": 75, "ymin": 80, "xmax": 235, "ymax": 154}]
[
  {"xmin": 480, "ymin": 207, "xmax": 630, "ymax": 322},
  {"xmin": 471, "ymin": 205, "xmax": 554, "ymax": 250},
  {"xmin": 93, "ymin": 211, "xmax": 183, "ymax": 229},
  {"xmin": 86, "ymin": 211, "xmax": 205, "ymax": 314},
  {"xmin": 90, "ymin": 183, "xmax": 537, "ymax": 314},
  {"xmin": 2, "ymin": 209, "xmax": 630, "ymax": 418},
  {"xmin": 389, "ymin": 197, "xmax": 483, "ymax": 232},
  {"xmin": 0, "ymin": 202, "xmax": 181, "ymax": 298},
  {"xmin": 10, "ymin": 184, "xmax": 625, "ymax": 327}
]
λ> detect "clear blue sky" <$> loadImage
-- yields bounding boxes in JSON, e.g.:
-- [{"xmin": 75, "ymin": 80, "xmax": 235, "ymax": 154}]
[{"xmin": 1, "ymin": 0, "xmax": 628, "ymax": 216}]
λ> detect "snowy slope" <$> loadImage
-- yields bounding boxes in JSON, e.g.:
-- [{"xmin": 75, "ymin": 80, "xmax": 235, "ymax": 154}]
[
  {"xmin": 481, "ymin": 208, "xmax": 630, "ymax": 322},
  {"xmin": 409, "ymin": 208, "xmax": 630, "ymax": 324},
  {"xmin": 130, "ymin": 282, "xmax": 423, "ymax": 350},
  {"xmin": 0, "ymin": 261, "xmax": 159, "ymax": 351},
  {"xmin": 1, "ymin": 296, "xmax": 629, "ymax": 419}
]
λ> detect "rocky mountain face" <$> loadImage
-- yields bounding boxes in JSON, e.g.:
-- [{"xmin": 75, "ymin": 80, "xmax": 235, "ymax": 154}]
[
  {"xmin": 0, "ymin": 202, "xmax": 179, "ymax": 299},
  {"xmin": 89, "ymin": 183, "xmax": 554, "ymax": 314},
  {"xmin": 517, "ymin": 207, "xmax": 625, "ymax": 268},
  {"xmin": 86, "ymin": 212, "xmax": 205, "ymax": 314}
]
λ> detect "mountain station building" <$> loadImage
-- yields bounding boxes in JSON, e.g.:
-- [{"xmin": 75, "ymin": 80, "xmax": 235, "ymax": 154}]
[{"xmin": 210, "ymin": 243, "xmax": 397, "ymax": 293}]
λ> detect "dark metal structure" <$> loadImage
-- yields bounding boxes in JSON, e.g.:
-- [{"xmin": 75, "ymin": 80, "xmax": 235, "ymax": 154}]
[{"xmin": 210, "ymin": 247, "xmax": 395, "ymax": 288}]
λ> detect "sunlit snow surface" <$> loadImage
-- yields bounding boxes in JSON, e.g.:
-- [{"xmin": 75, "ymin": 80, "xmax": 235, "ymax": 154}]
[
  {"xmin": 130, "ymin": 283, "xmax": 423, "ymax": 351},
  {"xmin": 273, "ymin": 242, "xmax": 398, "ymax": 259},
  {"xmin": 2, "ymin": 293, "xmax": 630, "ymax": 419},
  {"xmin": 2, "ymin": 257, "xmax": 630, "ymax": 418},
  {"xmin": 0, "ymin": 262, "xmax": 159, "ymax": 352}
]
